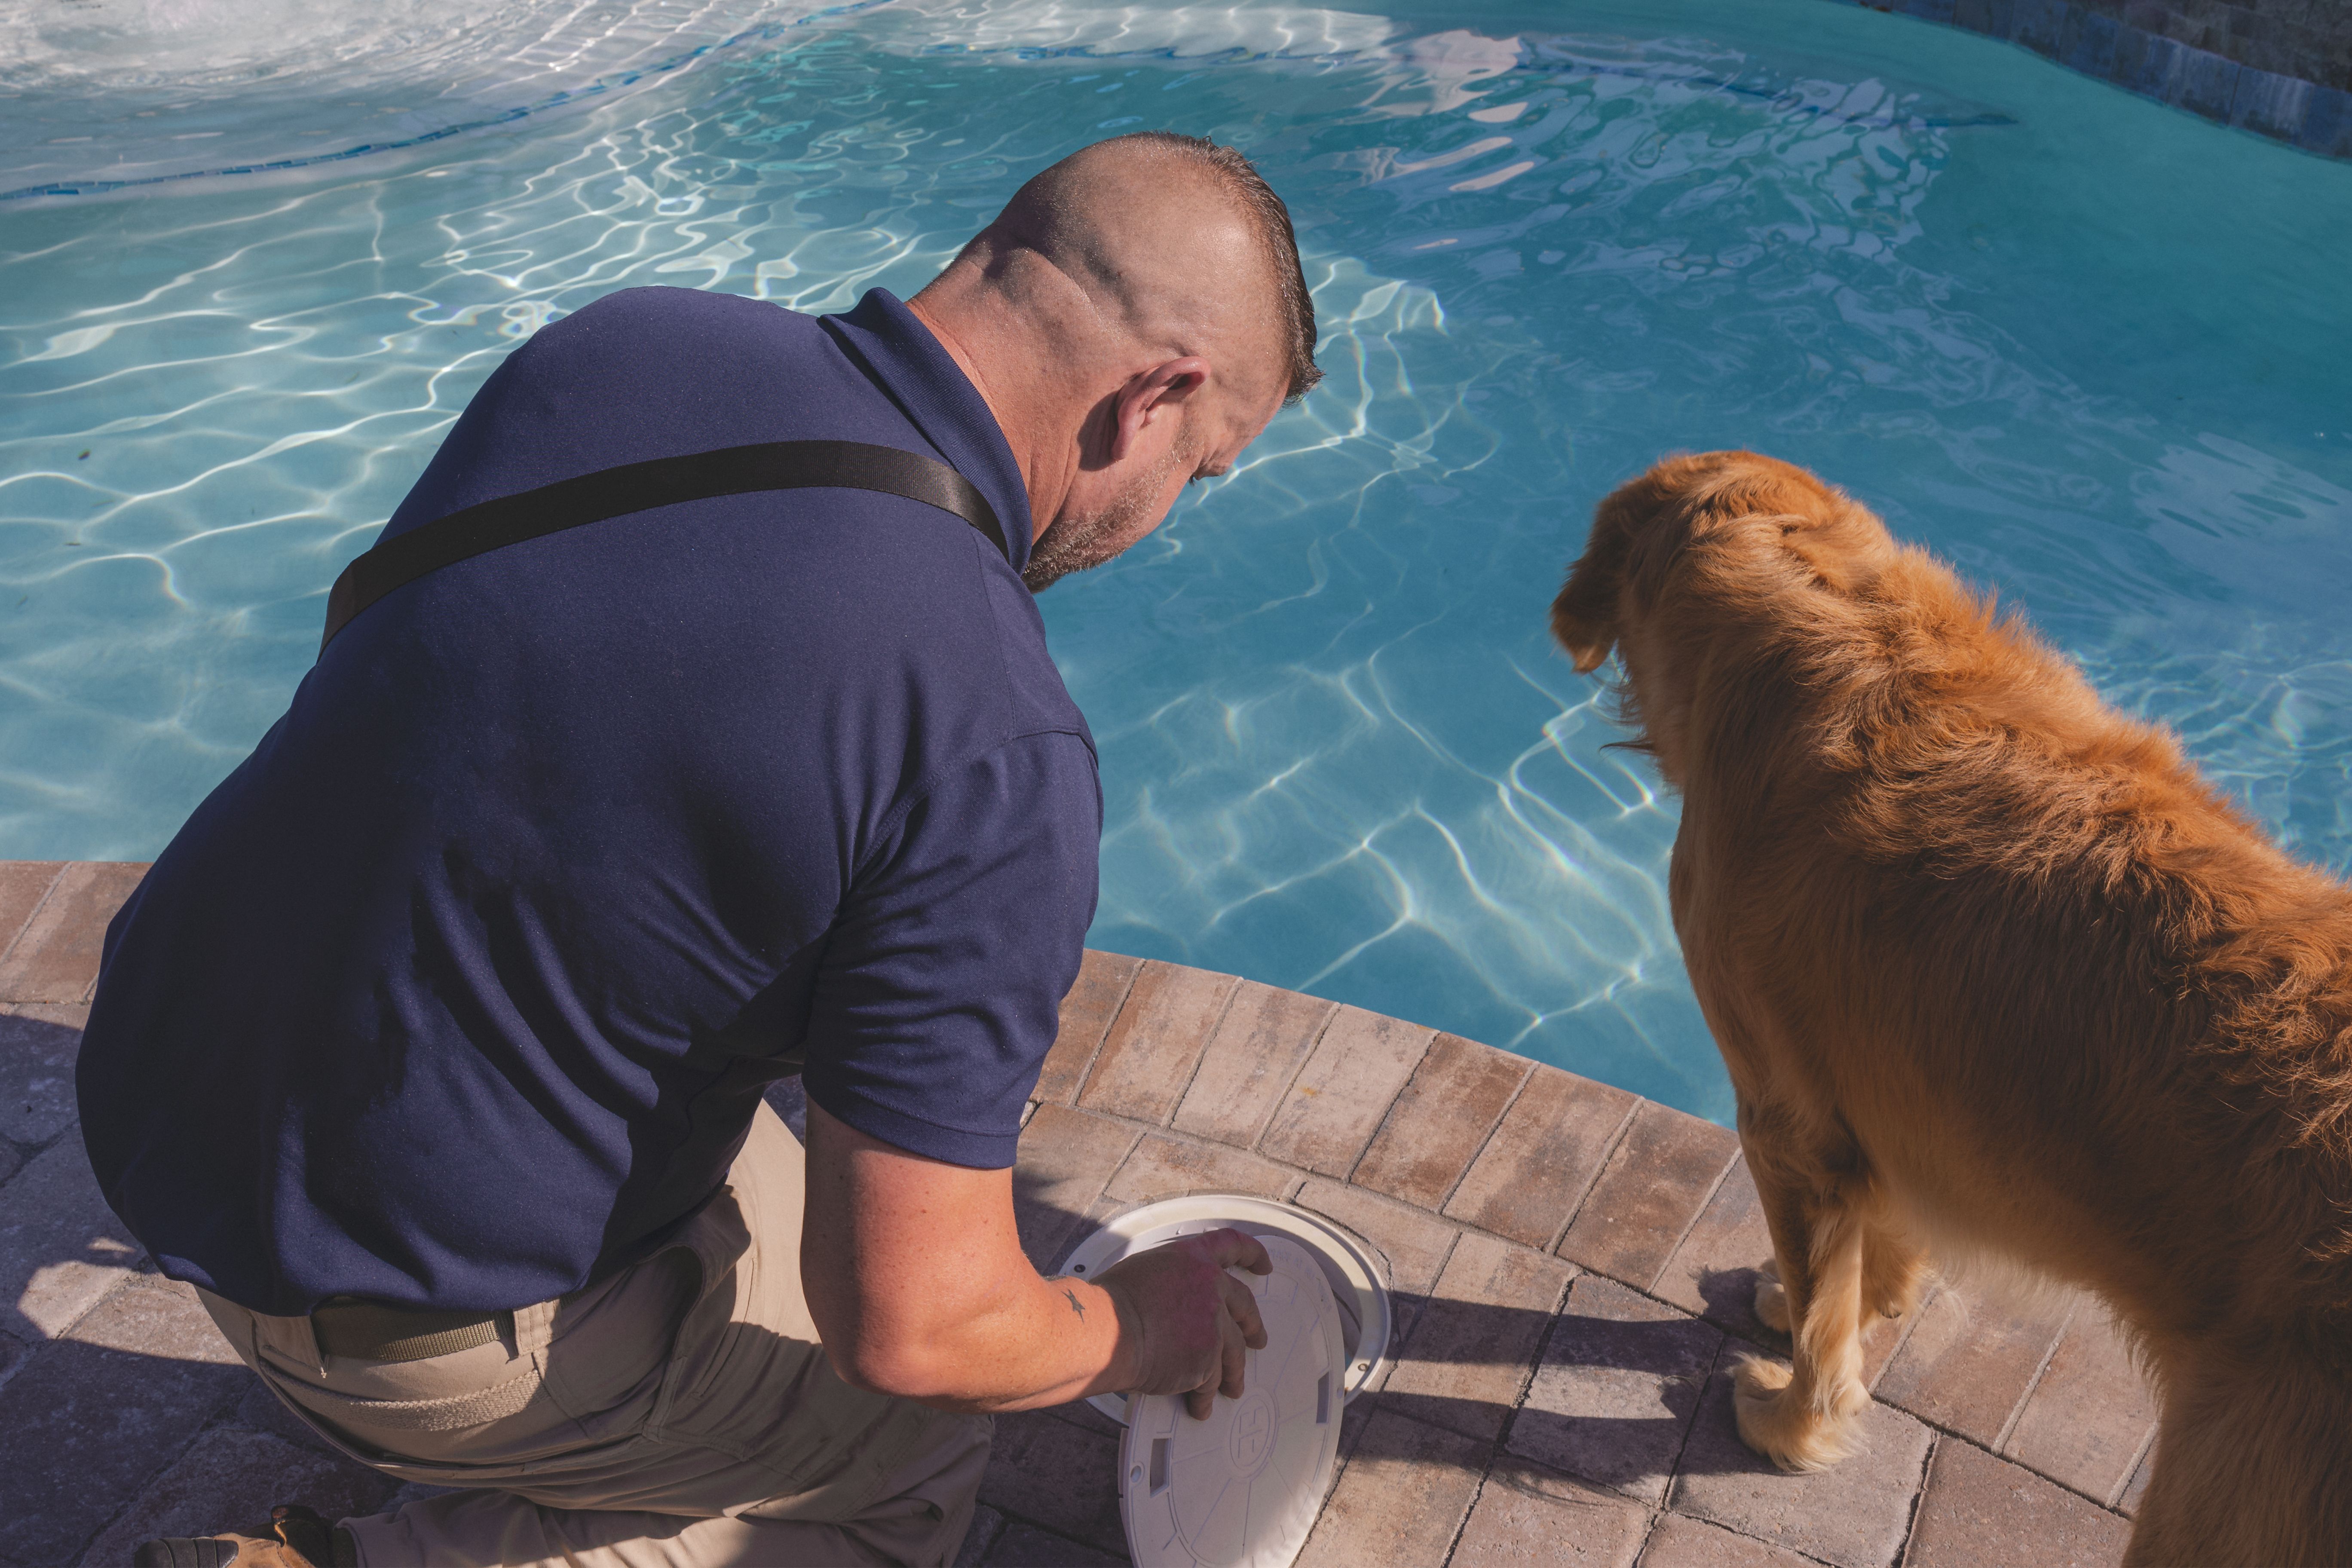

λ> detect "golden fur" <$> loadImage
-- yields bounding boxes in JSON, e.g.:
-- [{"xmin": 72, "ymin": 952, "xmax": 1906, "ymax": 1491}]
[{"xmin": 1551, "ymin": 451, "xmax": 2352, "ymax": 1566}]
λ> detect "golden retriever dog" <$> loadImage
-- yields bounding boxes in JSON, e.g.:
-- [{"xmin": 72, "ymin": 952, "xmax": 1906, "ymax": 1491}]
[{"xmin": 1550, "ymin": 451, "xmax": 2352, "ymax": 1566}]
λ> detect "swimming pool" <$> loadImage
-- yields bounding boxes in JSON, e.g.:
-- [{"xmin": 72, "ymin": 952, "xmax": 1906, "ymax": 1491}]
[{"xmin": 4, "ymin": 0, "xmax": 2347, "ymax": 1120}]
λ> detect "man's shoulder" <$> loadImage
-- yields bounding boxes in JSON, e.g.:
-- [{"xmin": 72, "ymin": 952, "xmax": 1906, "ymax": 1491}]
[
  {"xmin": 511, "ymin": 287, "xmax": 820, "ymax": 385},
  {"xmin": 557, "ymin": 285, "xmax": 809, "ymax": 341},
  {"xmin": 383, "ymin": 288, "xmax": 882, "ymax": 530}
]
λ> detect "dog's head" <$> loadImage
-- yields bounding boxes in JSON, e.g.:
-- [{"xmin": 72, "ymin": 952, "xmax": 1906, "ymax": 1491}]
[{"xmin": 1551, "ymin": 450, "xmax": 1896, "ymax": 785}]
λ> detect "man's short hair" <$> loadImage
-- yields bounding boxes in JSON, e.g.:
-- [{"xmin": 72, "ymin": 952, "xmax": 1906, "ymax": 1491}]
[{"xmin": 1119, "ymin": 132, "xmax": 1323, "ymax": 403}]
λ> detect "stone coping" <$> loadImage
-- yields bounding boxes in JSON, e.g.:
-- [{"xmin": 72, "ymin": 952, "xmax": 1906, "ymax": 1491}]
[
  {"xmin": 0, "ymin": 863, "xmax": 2156, "ymax": 1566},
  {"xmin": 1835, "ymin": 0, "xmax": 2352, "ymax": 158}
]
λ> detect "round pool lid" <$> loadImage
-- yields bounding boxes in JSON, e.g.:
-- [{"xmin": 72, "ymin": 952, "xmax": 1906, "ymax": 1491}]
[
  {"xmin": 1060, "ymin": 1193, "xmax": 1394, "ymax": 1426},
  {"xmin": 1118, "ymin": 1234, "xmax": 1347, "ymax": 1568}
]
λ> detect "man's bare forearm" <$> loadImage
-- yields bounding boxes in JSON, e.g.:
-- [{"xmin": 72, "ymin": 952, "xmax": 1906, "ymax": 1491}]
[
  {"xmin": 882, "ymin": 1268, "xmax": 1144, "ymax": 1413},
  {"xmin": 799, "ymin": 1100, "xmax": 1142, "ymax": 1409}
]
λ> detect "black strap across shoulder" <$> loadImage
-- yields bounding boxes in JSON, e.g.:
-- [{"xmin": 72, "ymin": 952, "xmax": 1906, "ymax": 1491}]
[{"xmin": 319, "ymin": 440, "xmax": 1009, "ymax": 653}]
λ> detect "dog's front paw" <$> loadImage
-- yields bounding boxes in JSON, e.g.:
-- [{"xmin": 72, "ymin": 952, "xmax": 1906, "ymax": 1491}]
[{"xmin": 1732, "ymin": 1356, "xmax": 1860, "ymax": 1473}]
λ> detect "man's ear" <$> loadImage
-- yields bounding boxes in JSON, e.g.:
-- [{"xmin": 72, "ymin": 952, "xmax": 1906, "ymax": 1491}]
[{"xmin": 1109, "ymin": 356, "xmax": 1209, "ymax": 462}]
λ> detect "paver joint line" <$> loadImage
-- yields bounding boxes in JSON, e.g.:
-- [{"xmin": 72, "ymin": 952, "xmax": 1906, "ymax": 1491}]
[
  {"xmin": 1442, "ymin": 1058, "xmax": 1540, "ymax": 1216},
  {"xmin": 1868, "ymin": 1309, "xmax": 2156, "ymax": 1520},
  {"xmin": 1293, "ymin": 1012, "xmax": 1436, "ymax": 1176},
  {"xmin": 0, "ymin": 863, "xmax": 64, "ymax": 974},
  {"xmin": 1989, "ymin": 1294, "xmax": 2079, "ymax": 1454},
  {"xmin": 1673, "ymin": 1320, "xmax": 1740, "ymax": 1502},
  {"xmin": 1156, "ymin": 969, "xmax": 1247, "ymax": 1128},
  {"xmin": 2113, "ymin": 1426, "xmax": 2158, "ymax": 1513},
  {"xmin": 1073, "ymin": 959, "xmax": 1241, "ymax": 1125},
  {"xmin": 1060, "ymin": 952, "xmax": 1144, "ymax": 1107},
  {"xmin": 1542, "ymin": 1091, "xmax": 1644, "ymax": 1256},
  {"xmin": 1243, "ymin": 1002, "xmax": 1343, "ymax": 1157},
  {"xmin": 1436, "ymin": 1440, "xmax": 1505, "ymax": 1568},
  {"xmin": 1646, "ymin": 1146, "xmax": 1745, "ymax": 1297},
  {"xmin": 1864, "ymin": 1286, "xmax": 1932, "ymax": 1399},
  {"xmin": 1897, "ymin": 1431, "xmax": 1940, "ymax": 1567},
  {"xmin": 1875, "ymin": 1284, "xmax": 2082, "ymax": 1455},
  {"xmin": 1342, "ymin": 1038, "xmax": 1533, "ymax": 1201}
]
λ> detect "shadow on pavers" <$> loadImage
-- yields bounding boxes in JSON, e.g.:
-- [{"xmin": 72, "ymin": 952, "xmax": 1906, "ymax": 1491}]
[{"xmin": 2, "ymin": 1057, "xmax": 1785, "ymax": 1568}]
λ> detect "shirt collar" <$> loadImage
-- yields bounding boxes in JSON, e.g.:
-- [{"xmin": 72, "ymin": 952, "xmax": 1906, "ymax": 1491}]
[{"xmin": 824, "ymin": 288, "xmax": 1034, "ymax": 576}]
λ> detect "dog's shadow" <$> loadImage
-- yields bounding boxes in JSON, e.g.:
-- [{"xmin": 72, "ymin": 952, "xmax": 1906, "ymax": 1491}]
[{"xmin": 1695, "ymin": 1263, "xmax": 1788, "ymax": 1348}]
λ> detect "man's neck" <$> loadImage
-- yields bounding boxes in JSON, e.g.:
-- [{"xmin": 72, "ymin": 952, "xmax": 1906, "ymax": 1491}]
[{"xmin": 907, "ymin": 289, "xmax": 1076, "ymax": 544}]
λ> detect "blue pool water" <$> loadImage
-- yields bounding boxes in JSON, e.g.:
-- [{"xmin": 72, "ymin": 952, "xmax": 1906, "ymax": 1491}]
[{"xmin": 4, "ymin": 0, "xmax": 2348, "ymax": 1121}]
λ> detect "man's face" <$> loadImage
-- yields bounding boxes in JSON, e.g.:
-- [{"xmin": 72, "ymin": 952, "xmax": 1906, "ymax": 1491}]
[{"xmin": 1024, "ymin": 381, "xmax": 1285, "ymax": 594}]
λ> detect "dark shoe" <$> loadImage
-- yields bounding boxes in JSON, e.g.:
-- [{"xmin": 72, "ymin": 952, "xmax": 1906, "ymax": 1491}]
[{"xmin": 133, "ymin": 1504, "xmax": 357, "ymax": 1568}]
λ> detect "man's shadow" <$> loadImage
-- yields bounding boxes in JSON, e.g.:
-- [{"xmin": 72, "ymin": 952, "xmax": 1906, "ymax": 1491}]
[{"xmin": 0, "ymin": 1013, "xmax": 394, "ymax": 1565}]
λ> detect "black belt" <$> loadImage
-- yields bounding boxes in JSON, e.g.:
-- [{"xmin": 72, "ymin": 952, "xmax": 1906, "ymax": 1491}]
[
  {"xmin": 319, "ymin": 440, "xmax": 1010, "ymax": 652},
  {"xmin": 311, "ymin": 1298, "xmax": 512, "ymax": 1363}
]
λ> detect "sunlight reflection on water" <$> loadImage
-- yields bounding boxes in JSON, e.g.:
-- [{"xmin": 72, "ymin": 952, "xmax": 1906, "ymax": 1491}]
[{"xmin": 3, "ymin": 0, "xmax": 2347, "ymax": 1118}]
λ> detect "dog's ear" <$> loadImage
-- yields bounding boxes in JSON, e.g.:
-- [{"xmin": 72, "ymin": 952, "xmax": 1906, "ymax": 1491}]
[
  {"xmin": 1552, "ymin": 549, "xmax": 1622, "ymax": 674},
  {"xmin": 1552, "ymin": 476, "xmax": 1654, "ymax": 673}
]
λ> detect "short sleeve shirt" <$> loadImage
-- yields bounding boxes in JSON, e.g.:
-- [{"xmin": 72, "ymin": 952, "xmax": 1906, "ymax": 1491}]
[{"xmin": 75, "ymin": 287, "xmax": 1101, "ymax": 1317}]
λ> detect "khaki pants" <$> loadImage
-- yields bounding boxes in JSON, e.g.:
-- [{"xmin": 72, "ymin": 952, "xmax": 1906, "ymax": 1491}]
[{"xmin": 200, "ymin": 1105, "xmax": 992, "ymax": 1568}]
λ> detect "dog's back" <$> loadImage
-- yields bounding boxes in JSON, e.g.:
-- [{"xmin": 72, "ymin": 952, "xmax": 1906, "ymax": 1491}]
[{"xmin": 1555, "ymin": 451, "xmax": 2352, "ymax": 1564}]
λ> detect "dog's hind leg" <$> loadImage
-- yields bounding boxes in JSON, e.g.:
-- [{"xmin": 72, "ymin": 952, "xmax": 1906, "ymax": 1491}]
[
  {"xmin": 2126, "ymin": 1341, "xmax": 2352, "ymax": 1567},
  {"xmin": 1733, "ymin": 1116, "xmax": 1873, "ymax": 1472}
]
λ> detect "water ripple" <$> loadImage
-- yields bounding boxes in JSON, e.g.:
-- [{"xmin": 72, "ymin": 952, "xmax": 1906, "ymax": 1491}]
[{"xmin": 3, "ymin": 0, "xmax": 2348, "ymax": 1120}]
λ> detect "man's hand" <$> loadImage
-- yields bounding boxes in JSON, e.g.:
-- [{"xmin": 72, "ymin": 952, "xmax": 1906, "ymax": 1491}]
[{"xmin": 1091, "ymin": 1229, "xmax": 1271, "ymax": 1419}]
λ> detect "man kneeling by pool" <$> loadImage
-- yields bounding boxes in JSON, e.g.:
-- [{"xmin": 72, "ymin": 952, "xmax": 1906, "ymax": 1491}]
[{"xmin": 81, "ymin": 131, "xmax": 1321, "ymax": 1568}]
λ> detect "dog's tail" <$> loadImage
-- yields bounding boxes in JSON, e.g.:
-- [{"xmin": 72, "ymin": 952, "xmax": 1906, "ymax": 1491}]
[{"xmin": 2127, "ymin": 1332, "xmax": 2352, "ymax": 1566}]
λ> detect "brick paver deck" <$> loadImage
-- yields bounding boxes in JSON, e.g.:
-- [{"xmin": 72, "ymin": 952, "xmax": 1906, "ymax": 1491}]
[{"xmin": 0, "ymin": 864, "xmax": 2158, "ymax": 1567}]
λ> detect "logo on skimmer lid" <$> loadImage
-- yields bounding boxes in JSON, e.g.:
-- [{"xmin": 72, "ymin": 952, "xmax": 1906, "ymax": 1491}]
[{"xmin": 1228, "ymin": 1391, "xmax": 1276, "ymax": 1476}]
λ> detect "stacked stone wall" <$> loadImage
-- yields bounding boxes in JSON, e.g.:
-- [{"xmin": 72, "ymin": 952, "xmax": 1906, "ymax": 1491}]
[
  {"xmin": 1845, "ymin": 0, "xmax": 2352, "ymax": 156},
  {"xmin": 2076, "ymin": 0, "xmax": 2349, "ymax": 91}
]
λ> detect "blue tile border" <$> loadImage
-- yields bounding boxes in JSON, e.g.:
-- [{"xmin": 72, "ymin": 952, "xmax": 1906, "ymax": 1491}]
[
  {"xmin": 1831, "ymin": 0, "xmax": 2352, "ymax": 158},
  {"xmin": 2304, "ymin": 86, "xmax": 2352, "ymax": 159},
  {"xmin": 2229, "ymin": 65, "xmax": 2311, "ymax": 140}
]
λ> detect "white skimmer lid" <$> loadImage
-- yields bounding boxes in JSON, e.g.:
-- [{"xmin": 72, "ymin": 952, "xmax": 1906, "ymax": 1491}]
[
  {"xmin": 1117, "ymin": 1235, "xmax": 1347, "ymax": 1568},
  {"xmin": 1060, "ymin": 1193, "xmax": 1393, "ymax": 1425}
]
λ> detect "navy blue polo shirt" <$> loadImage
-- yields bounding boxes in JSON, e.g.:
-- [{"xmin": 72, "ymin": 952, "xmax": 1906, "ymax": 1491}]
[{"xmin": 76, "ymin": 287, "xmax": 1102, "ymax": 1317}]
